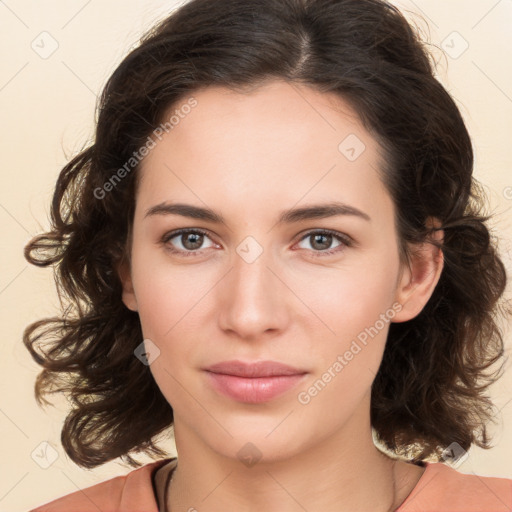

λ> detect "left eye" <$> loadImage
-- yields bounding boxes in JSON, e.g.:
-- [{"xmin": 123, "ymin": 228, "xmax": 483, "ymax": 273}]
[
  {"xmin": 296, "ymin": 230, "xmax": 350, "ymax": 255},
  {"xmin": 161, "ymin": 229, "xmax": 352, "ymax": 257}
]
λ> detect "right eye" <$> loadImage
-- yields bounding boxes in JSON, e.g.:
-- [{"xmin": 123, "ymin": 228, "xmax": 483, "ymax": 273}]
[{"xmin": 161, "ymin": 228, "xmax": 218, "ymax": 257}]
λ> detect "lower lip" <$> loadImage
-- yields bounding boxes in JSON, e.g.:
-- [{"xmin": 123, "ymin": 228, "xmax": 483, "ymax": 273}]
[{"xmin": 204, "ymin": 371, "xmax": 307, "ymax": 403}]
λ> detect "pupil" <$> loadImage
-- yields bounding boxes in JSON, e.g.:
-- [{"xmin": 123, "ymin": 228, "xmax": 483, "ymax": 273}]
[
  {"xmin": 313, "ymin": 234, "xmax": 331, "ymax": 250},
  {"xmin": 184, "ymin": 233, "xmax": 202, "ymax": 250}
]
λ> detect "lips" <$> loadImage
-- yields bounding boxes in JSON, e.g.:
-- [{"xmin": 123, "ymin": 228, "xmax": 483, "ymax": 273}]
[
  {"xmin": 203, "ymin": 360, "xmax": 308, "ymax": 403},
  {"xmin": 204, "ymin": 360, "xmax": 306, "ymax": 378}
]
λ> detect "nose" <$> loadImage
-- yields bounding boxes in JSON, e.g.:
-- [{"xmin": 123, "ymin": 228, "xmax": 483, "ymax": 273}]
[{"xmin": 216, "ymin": 242, "xmax": 289, "ymax": 341}]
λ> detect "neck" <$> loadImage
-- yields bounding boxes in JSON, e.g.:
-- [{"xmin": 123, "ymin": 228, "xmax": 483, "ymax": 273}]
[{"xmin": 165, "ymin": 400, "xmax": 412, "ymax": 512}]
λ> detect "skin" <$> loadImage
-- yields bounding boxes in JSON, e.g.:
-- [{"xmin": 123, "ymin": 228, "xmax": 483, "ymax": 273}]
[{"xmin": 119, "ymin": 79, "xmax": 444, "ymax": 512}]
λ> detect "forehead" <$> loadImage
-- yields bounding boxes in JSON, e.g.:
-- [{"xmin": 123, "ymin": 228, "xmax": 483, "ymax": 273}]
[
  {"xmin": 135, "ymin": 80, "xmax": 393, "ymax": 225},
  {"xmin": 160, "ymin": 80, "xmax": 367, "ymax": 158}
]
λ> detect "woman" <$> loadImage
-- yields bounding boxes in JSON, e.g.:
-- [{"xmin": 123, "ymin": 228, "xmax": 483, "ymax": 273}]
[{"xmin": 25, "ymin": 0, "xmax": 512, "ymax": 510}]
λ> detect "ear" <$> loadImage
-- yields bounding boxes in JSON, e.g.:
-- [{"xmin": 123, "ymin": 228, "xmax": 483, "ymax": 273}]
[
  {"xmin": 392, "ymin": 218, "xmax": 444, "ymax": 323},
  {"xmin": 117, "ymin": 259, "xmax": 138, "ymax": 312}
]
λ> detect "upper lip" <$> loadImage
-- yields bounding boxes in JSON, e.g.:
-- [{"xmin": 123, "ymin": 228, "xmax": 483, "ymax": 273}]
[{"xmin": 203, "ymin": 360, "xmax": 307, "ymax": 378}]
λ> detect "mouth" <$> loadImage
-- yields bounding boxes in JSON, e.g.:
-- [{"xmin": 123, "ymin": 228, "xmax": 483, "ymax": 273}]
[{"xmin": 202, "ymin": 360, "xmax": 308, "ymax": 403}]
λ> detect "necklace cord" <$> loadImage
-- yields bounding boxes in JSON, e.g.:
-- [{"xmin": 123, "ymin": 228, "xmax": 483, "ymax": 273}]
[
  {"xmin": 162, "ymin": 462, "xmax": 176, "ymax": 512},
  {"xmin": 162, "ymin": 459, "xmax": 399, "ymax": 512}
]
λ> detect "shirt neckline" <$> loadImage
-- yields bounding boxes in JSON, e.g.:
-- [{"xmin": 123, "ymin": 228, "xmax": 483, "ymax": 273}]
[
  {"xmin": 151, "ymin": 457, "xmax": 435, "ymax": 511},
  {"xmin": 396, "ymin": 461, "xmax": 435, "ymax": 511},
  {"xmin": 152, "ymin": 457, "xmax": 178, "ymax": 510}
]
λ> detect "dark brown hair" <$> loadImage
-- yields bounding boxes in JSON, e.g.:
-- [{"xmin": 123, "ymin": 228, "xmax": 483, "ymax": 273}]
[{"xmin": 24, "ymin": 0, "xmax": 510, "ymax": 469}]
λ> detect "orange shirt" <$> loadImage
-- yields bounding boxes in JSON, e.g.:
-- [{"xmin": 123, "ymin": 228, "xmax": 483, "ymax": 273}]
[{"xmin": 29, "ymin": 457, "xmax": 512, "ymax": 511}]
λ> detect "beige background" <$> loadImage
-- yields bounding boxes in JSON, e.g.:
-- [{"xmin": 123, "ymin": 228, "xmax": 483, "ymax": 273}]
[{"xmin": 1, "ymin": 0, "xmax": 511, "ymax": 510}]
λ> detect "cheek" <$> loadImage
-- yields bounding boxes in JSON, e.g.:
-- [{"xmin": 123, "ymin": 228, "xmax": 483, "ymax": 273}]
[
  {"xmin": 295, "ymin": 253, "xmax": 399, "ymax": 379},
  {"xmin": 299, "ymin": 256, "xmax": 398, "ymax": 334},
  {"xmin": 129, "ymin": 251, "xmax": 202, "ymax": 406},
  {"xmin": 294, "ymin": 273, "xmax": 397, "ymax": 426},
  {"xmin": 130, "ymin": 243, "xmax": 207, "ymax": 339}
]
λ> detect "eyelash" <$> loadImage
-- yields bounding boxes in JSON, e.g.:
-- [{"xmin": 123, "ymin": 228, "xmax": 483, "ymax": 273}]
[{"xmin": 160, "ymin": 228, "xmax": 353, "ymax": 258}]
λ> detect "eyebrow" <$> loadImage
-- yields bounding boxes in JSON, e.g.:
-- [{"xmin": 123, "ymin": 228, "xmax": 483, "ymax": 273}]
[{"xmin": 144, "ymin": 201, "xmax": 371, "ymax": 224}]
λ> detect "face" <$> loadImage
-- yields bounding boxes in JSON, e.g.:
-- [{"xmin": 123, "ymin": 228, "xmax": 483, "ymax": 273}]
[{"xmin": 120, "ymin": 80, "xmax": 442, "ymax": 463}]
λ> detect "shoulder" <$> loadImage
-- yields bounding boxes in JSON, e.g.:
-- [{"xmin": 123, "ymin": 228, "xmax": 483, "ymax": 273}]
[
  {"xmin": 399, "ymin": 461, "xmax": 512, "ymax": 512},
  {"xmin": 28, "ymin": 457, "xmax": 176, "ymax": 512}
]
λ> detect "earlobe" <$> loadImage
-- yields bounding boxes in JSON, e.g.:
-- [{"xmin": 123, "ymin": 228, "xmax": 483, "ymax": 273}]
[
  {"xmin": 392, "ymin": 220, "xmax": 444, "ymax": 323},
  {"xmin": 117, "ymin": 260, "xmax": 138, "ymax": 312}
]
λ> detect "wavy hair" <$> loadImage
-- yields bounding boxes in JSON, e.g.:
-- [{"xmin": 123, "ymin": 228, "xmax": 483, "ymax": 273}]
[{"xmin": 23, "ymin": 0, "xmax": 511, "ymax": 469}]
